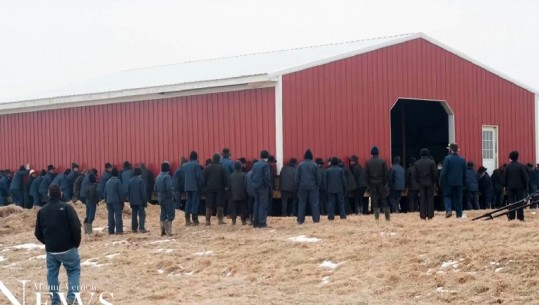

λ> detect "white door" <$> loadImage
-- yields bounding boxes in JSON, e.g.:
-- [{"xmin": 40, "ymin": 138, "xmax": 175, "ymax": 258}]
[{"xmin": 482, "ymin": 126, "xmax": 498, "ymax": 175}]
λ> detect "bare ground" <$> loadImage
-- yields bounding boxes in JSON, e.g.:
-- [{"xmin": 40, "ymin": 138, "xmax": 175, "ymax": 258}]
[{"xmin": 1, "ymin": 203, "xmax": 538, "ymax": 305}]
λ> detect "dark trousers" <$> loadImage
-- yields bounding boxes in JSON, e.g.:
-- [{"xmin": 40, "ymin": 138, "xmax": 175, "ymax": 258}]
[
  {"xmin": 319, "ymin": 190, "xmax": 327, "ymax": 215},
  {"xmin": 84, "ymin": 201, "xmax": 97, "ymax": 224},
  {"xmin": 254, "ymin": 188, "xmax": 269, "ymax": 227},
  {"xmin": 159, "ymin": 200, "xmax": 175, "ymax": 221},
  {"xmin": 206, "ymin": 192, "xmax": 224, "ymax": 210},
  {"xmin": 408, "ymin": 190, "xmax": 419, "ymax": 212},
  {"xmin": 444, "ymin": 185, "xmax": 463, "ymax": 217},
  {"xmin": 419, "ymin": 185, "xmax": 434, "ymax": 219},
  {"xmin": 281, "ymin": 191, "xmax": 297, "ymax": 216},
  {"xmin": 479, "ymin": 193, "xmax": 493, "ymax": 209},
  {"xmin": 230, "ymin": 200, "xmax": 247, "ymax": 220},
  {"xmin": 107, "ymin": 202, "xmax": 124, "ymax": 234},
  {"xmin": 370, "ymin": 184, "xmax": 390, "ymax": 220},
  {"xmin": 353, "ymin": 187, "xmax": 366, "ymax": 214},
  {"xmin": 10, "ymin": 189, "xmax": 23, "ymax": 207},
  {"xmin": 130, "ymin": 204, "xmax": 146, "ymax": 230},
  {"xmin": 493, "ymin": 188, "xmax": 504, "ymax": 208},
  {"xmin": 507, "ymin": 188, "xmax": 525, "ymax": 221},
  {"xmin": 388, "ymin": 190, "xmax": 402, "ymax": 213},
  {"xmin": 465, "ymin": 191, "xmax": 479, "ymax": 210},
  {"xmin": 297, "ymin": 189, "xmax": 320, "ymax": 224},
  {"xmin": 247, "ymin": 195, "xmax": 254, "ymax": 221},
  {"xmin": 186, "ymin": 191, "xmax": 200, "ymax": 214},
  {"xmin": 327, "ymin": 192, "xmax": 346, "ymax": 220},
  {"xmin": 529, "ymin": 186, "xmax": 538, "ymax": 208}
]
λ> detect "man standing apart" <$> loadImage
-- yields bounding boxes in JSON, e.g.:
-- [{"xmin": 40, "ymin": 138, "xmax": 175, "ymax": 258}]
[
  {"xmin": 35, "ymin": 184, "xmax": 81, "ymax": 305},
  {"xmin": 251, "ymin": 151, "xmax": 271, "ymax": 228},
  {"xmin": 505, "ymin": 151, "xmax": 528, "ymax": 221},
  {"xmin": 413, "ymin": 148, "xmax": 437, "ymax": 220},
  {"xmin": 295, "ymin": 149, "xmax": 321, "ymax": 224},
  {"xmin": 183, "ymin": 151, "xmax": 204, "ymax": 226},
  {"xmin": 128, "ymin": 168, "xmax": 149, "ymax": 233},
  {"xmin": 104, "ymin": 168, "xmax": 124, "ymax": 235},
  {"xmin": 440, "ymin": 143, "xmax": 466, "ymax": 218},
  {"xmin": 155, "ymin": 162, "xmax": 175, "ymax": 235},
  {"xmin": 365, "ymin": 146, "xmax": 390, "ymax": 221}
]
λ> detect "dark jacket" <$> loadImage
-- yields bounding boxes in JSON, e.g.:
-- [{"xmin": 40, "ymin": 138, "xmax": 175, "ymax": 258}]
[
  {"xmin": 440, "ymin": 154, "xmax": 466, "ymax": 187},
  {"xmin": 529, "ymin": 169, "xmax": 539, "ymax": 191},
  {"xmin": 279, "ymin": 164, "xmax": 297, "ymax": 192},
  {"xmin": 24, "ymin": 175, "xmax": 35, "ymax": 201},
  {"xmin": 413, "ymin": 157, "xmax": 437, "ymax": 187},
  {"xmin": 344, "ymin": 167, "xmax": 357, "ymax": 191},
  {"xmin": 83, "ymin": 183, "xmax": 99, "ymax": 206},
  {"xmin": 204, "ymin": 162, "xmax": 228, "ymax": 193},
  {"xmin": 229, "ymin": 170, "xmax": 247, "ymax": 201},
  {"xmin": 65, "ymin": 170, "xmax": 78, "ymax": 196},
  {"xmin": 128, "ymin": 176, "xmax": 148, "ymax": 206},
  {"xmin": 250, "ymin": 160, "xmax": 271, "ymax": 191},
  {"xmin": 406, "ymin": 166, "xmax": 420, "ymax": 191},
  {"xmin": 319, "ymin": 166, "xmax": 328, "ymax": 191},
  {"xmin": 73, "ymin": 174, "xmax": 84, "ymax": 199},
  {"xmin": 155, "ymin": 172, "xmax": 174, "ymax": 203},
  {"xmin": 504, "ymin": 161, "xmax": 529, "ymax": 190},
  {"xmin": 183, "ymin": 161, "xmax": 204, "ymax": 192},
  {"xmin": 390, "ymin": 164, "xmax": 405, "ymax": 191},
  {"xmin": 491, "ymin": 169, "xmax": 504, "ymax": 190},
  {"xmin": 80, "ymin": 174, "xmax": 91, "ymax": 200},
  {"xmin": 351, "ymin": 163, "xmax": 367, "ymax": 188},
  {"xmin": 60, "ymin": 174, "xmax": 72, "ymax": 197},
  {"xmin": 52, "ymin": 173, "xmax": 64, "ymax": 187},
  {"xmin": 30, "ymin": 176, "xmax": 42, "ymax": 199},
  {"xmin": 296, "ymin": 160, "xmax": 321, "ymax": 191},
  {"xmin": 140, "ymin": 165, "xmax": 154, "ymax": 200},
  {"xmin": 10, "ymin": 169, "xmax": 28, "ymax": 191},
  {"xmin": 0, "ymin": 176, "xmax": 10, "ymax": 204},
  {"xmin": 172, "ymin": 165, "xmax": 185, "ymax": 198},
  {"xmin": 245, "ymin": 170, "xmax": 255, "ymax": 196},
  {"xmin": 104, "ymin": 177, "xmax": 124, "ymax": 204},
  {"xmin": 465, "ymin": 168, "xmax": 479, "ymax": 192},
  {"xmin": 478, "ymin": 173, "xmax": 494, "ymax": 197},
  {"xmin": 97, "ymin": 171, "xmax": 112, "ymax": 197},
  {"xmin": 34, "ymin": 199, "xmax": 81, "ymax": 253},
  {"xmin": 220, "ymin": 157, "xmax": 234, "ymax": 174},
  {"xmin": 365, "ymin": 156, "xmax": 388, "ymax": 186},
  {"xmin": 121, "ymin": 168, "xmax": 134, "ymax": 198},
  {"xmin": 39, "ymin": 172, "xmax": 55, "ymax": 202},
  {"xmin": 326, "ymin": 166, "xmax": 347, "ymax": 194}
]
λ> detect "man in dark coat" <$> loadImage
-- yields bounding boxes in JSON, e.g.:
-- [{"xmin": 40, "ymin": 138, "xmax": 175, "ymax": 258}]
[
  {"xmin": 140, "ymin": 163, "xmax": 155, "ymax": 205},
  {"xmin": 504, "ymin": 151, "xmax": 529, "ymax": 221},
  {"xmin": 39, "ymin": 165, "xmax": 56, "ymax": 204},
  {"xmin": 527, "ymin": 163, "xmax": 539, "ymax": 208},
  {"xmin": 204, "ymin": 153, "xmax": 229, "ymax": 225},
  {"xmin": 220, "ymin": 148, "xmax": 234, "ymax": 174},
  {"xmin": 440, "ymin": 143, "xmax": 467, "ymax": 218},
  {"xmin": 478, "ymin": 166, "xmax": 494, "ymax": 209},
  {"xmin": 413, "ymin": 148, "xmax": 437, "ymax": 220},
  {"xmin": 64, "ymin": 163, "xmax": 79, "ymax": 202},
  {"xmin": 229, "ymin": 161, "xmax": 248, "ymax": 225},
  {"xmin": 465, "ymin": 161, "xmax": 480, "ymax": 210},
  {"xmin": 58, "ymin": 169, "xmax": 72, "ymax": 201},
  {"xmin": 72, "ymin": 170, "xmax": 85, "ymax": 202},
  {"xmin": 365, "ymin": 146, "xmax": 390, "ymax": 221},
  {"xmin": 30, "ymin": 170, "xmax": 45, "ymax": 207},
  {"xmin": 24, "ymin": 169, "xmax": 38, "ymax": 209},
  {"xmin": 250, "ymin": 151, "xmax": 271, "ymax": 228},
  {"xmin": 120, "ymin": 161, "xmax": 134, "ymax": 200},
  {"xmin": 279, "ymin": 158, "xmax": 298, "ymax": 217},
  {"xmin": 350, "ymin": 155, "xmax": 367, "ymax": 215},
  {"xmin": 245, "ymin": 160, "xmax": 257, "ymax": 225},
  {"xmin": 295, "ymin": 149, "xmax": 321, "ymax": 224},
  {"xmin": 155, "ymin": 162, "xmax": 175, "ymax": 235},
  {"xmin": 406, "ymin": 158, "xmax": 420, "ymax": 213},
  {"xmin": 172, "ymin": 159, "xmax": 186, "ymax": 208},
  {"xmin": 10, "ymin": 164, "xmax": 29, "ymax": 207},
  {"xmin": 326, "ymin": 157, "xmax": 347, "ymax": 220},
  {"xmin": 97, "ymin": 163, "xmax": 113, "ymax": 199},
  {"xmin": 343, "ymin": 161, "xmax": 357, "ymax": 214},
  {"xmin": 0, "ymin": 170, "xmax": 12, "ymax": 206},
  {"xmin": 128, "ymin": 168, "xmax": 149, "ymax": 233},
  {"xmin": 316, "ymin": 158, "xmax": 328, "ymax": 216},
  {"xmin": 80, "ymin": 169, "xmax": 98, "ymax": 204},
  {"xmin": 183, "ymin": 151, "xmax": 204, "ymax": 226},
  {"xmin": 491, "ymin": 165, "xmax": 505, "ymax": 208},
  {"xmin": 104, "ymin": 168, "xmax": 124, "ymax": 235},
  {"xmin": 389, "ymin": 156, "xmax": 405, "ymax": 213}
]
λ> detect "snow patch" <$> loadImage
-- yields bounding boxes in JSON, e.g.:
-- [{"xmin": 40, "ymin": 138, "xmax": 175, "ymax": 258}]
[
  {"xmin": 319, "ymin": 260, "xmax": 345, "ymax": 270},
  {"xmin": 93, "ymin": 227, "xmax": 106, "ymax": 232},
  {"xmin": 495, "ymin": 267, "xmax": 504, "ymax": 273},
  {"xmin": 321, "ymin": 276, "xmax": 331, "ymax": 284},
  {"xmin": 490, "ymin": 262, "xmax": 500, "ymax": 266},
  {"xmin": 441, "ymin": 260, "xmax": 459, "ymax": 269},
  {"xmin": 12, "ymin": 243, "xmax": 45, "ymax": 250},
  {"xmin": 288, "ymin": 235, "xmax": 321, "ymax": 243},
  {"xmin": 185, "ymin": 271, "xmax": 195, "ymax": 276},
  {"xmin": 111, "ymin": 240, "xmax": 129, "ymax": 246},
  {"xmin": 379, "ymin": 231, "xmax": 397, "ymax": 237},
  {"xmin": 154, "ymin": 249, "xmax": 174, "ymax": 254},
  {"xmin": 81, "ymin": 258, "xmax": 106, "ymax": 268},
  {"xmin": 193, "ymin": 251, "xmax": 214, "ymax": 256},
  {"xmin": 157, "ymin": 269, "xmax": 164, "ymax": 274},
  {"xmin": 0, "ymin": 248, "xmax": 10, "ymax": 253},
  {"xmin": 105, "ymin": 253, "xmax": 120, "ymax": 259},
  {"xmin": 146, "ymin": 239, "xmax": 174, "ymax": 245},
  {"xmin": 436, "ymin": 287, "xmax": 457, "ymax": 294},
  {"xmin": 0, "ymin": 256, "xmax": 6, "ymax": 262}
]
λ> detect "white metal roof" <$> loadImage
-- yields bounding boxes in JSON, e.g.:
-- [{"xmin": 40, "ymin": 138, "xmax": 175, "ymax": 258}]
[{"xmin": 1, "ymin": 32, "xmax": 536, "ymax": 113}]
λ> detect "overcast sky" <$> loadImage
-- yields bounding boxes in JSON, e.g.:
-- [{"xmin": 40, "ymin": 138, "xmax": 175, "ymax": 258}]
[{"xmin": 0, "ymin": 0, "xmax": 537, "ymax": 102}]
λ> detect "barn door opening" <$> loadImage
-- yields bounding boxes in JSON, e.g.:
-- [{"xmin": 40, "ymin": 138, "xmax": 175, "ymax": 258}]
[{"xmin": 390, "ymin": 99, "xmax": 454, "ymax": 166}]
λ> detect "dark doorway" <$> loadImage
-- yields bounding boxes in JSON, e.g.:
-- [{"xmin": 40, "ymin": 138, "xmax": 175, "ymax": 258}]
[{"xmin": 391, "ymin": 99, "xmax": 449, "ymax": 165}]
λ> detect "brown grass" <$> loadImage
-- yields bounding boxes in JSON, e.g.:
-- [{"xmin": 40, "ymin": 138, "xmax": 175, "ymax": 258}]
[{"xmin": 1, "ymin": 202, "xmax": 538, "ymax": 304}]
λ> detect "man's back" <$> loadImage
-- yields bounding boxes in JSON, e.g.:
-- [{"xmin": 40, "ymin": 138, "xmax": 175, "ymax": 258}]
[
  {"xmin": 251, "ymin": 160, "xmax": 270, "ymax": 190},
  {"xmin": 184, "ymin": 161, "xmax": 203, "ymax": 192},
  {"xmin": 441, "ymin": 154, "xmax": 466, "ymax": 186},
  {"xmin": 279, "ymin": 165, "xmax": 297, "ymax": 192},
  {"xmin": 128, "ymin": 176, "xmax": 147, "ymax": 205},
  {"xmin": 390, "ymin": 164, "xmax": 405, "ymax": 190},
  {"xmin": 414, "ymin": 157, "xmax": 437, "ymax": 186},
  {"xmin": 365, "ymin": 156, "xmax": 387, "ymax": 185},
  {"xmin": 296, "ymin": 160, "xmax": 320, "ymax": 191},
  {"xmin": 326, "ymin": 166, "xmax": 346, "ymax": 194},
  {"xmin": 505, "ymin": 161, "xmax": 528, "ymax": 190},
  {"xmin": 204, "ymin": 163, "xmax": 228, "ymax": 192},
  {"xmin": 35, "ymin": 200, "xmax": 81, "ymax": 253},
  {"xmin": 104, "ymin": 177, "xmax": 123, "ymax": 203}
]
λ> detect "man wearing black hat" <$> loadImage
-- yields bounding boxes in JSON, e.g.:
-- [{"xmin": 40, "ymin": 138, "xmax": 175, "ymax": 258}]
[
  {"xmin": 464, "ymin": 161, "xmax": 479, "ymax": 210},
  {"xmin": 204, "ymin": 153, "xmax": 229, "ymax": 225},
  {"xmin": 326, "ymin": 157, "xmax": 347, "ymax": 220},
  {"xmin": 64, "ymin": 163, "xmax": 80, "ymax": 202},
  {"xmin": 413, "ymin": 148, "xmax": 437, "ymax": 220},
  {"xmin": 350, "ymin": 155, "xmax": 367, "ymax": 215},
  {"xmin": 128, "ymin": 168, "xmax": 149, "ymax": 233},
  {"xmin": 316, "ymin": 158, "xmax": 328, "ymax": 215},
  {"xmin": 478, "ymin": 166, "xmax": 494, "ymax": 209},
  {"xmin": 97, "ymin": 163, "xmax": 113, "ymax": 199},
  {"xmin": 251, "ymin": 151, "xmax": 271, "ymax": 228},
  {"xmin": 365, "ymin": 146, "xmax": 390, "ymax": 221},
  {"xmin": 440, "ymin": 143, "xmax": 466, "ymax": 218},
  {"xmin": 504, "ymin": 151, "xmax": 528, "ymax": 221},
  {"xmin": 295, "ymin": 149, "xmax": 321, "ymax": 224},
  {"xmin": 104, "ymin": 168, "xmax": 124, "ymax": 235},
  {"xmin": 183, "ymin": 151, "xmax": 204, "ymax": 226},
  {"xmin": 279, "ymin": 158, "xmax": 298, "ymax": 217},
  {"xmin": 39, "ymin": 165, "xmax": 56, "ymax": 205},
  {"xmin": 155, "ymin": 162, "xmax": 175, "ymax": 235}
]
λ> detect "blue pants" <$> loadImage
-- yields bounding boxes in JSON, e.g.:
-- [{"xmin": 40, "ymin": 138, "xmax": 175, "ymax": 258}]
[
  {"xmin": 46, "ymin": 248, "xmax": 80, "ymax": 304},
  {"xmin": 159, "ymin": 200, "xmax": 175, "ymax": 222},
  {"xmin": 186, "ymin": 191, "xmax": 200, "ymax": 214},
  {"xmin": 297, "ymin": 190, "xmax": 320, "ymax": 224},
  {"xmin": 444, "ymin": 185, "xmax": 463, "ymax": 217},
  {"xmin": 63, "ymin": 190, "xmax": 73, "ymax": 202},
  {"xmin": 106, "ymin": 202, "xmax": 124, "ymax": 234},
  {"xmin": 10, "ymin": 189, "xmax": 23, "ymax": 207},
  {"xmin": 327, "ymin": 192, "xmax": 345, "ymax": 220},
  {"xmin": 85, "ymin": 201, "xmax": 97, "ymax": 224},
  {"xmin": 130, "ymin": 204, "xmax": 146, "ymax": 230},
  {"xmin": 389, "ymin": 190, "xmax": 402, "ymax": 212},
  {"xmin": 253, "ymin": 188, "xmax": 269, "ymax": 227}
]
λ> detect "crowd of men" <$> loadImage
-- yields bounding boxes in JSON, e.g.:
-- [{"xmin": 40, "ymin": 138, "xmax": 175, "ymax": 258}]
[{"xmin": 1, "ymin": 144, "xmax": 536, "ymax": 235}]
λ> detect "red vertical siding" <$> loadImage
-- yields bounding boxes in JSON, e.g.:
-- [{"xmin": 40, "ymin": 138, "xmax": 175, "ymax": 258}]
[
  {"xmin": 0, "ymin": 88, "xmax": 275, "ymax": 175},
  {"xmin": 282, "ymin": 38, "xmax": 535, "ymax": 166}
]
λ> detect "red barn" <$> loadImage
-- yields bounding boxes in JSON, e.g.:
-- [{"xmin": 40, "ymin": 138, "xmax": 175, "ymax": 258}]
[{"xmin": 0, "ymin": 33, "xmax": 537, "ymax": 174}]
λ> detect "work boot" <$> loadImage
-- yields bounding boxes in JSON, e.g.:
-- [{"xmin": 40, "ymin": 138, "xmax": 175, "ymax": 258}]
[
  {"xmin": 87, "ymin": 223, "xmax": 93, "ymax": 235},
  {"xmin": 231, "ymin": 216, "xmax": 237, "ymax": 225},
  {"xmin": 384, "ymin": 208, "xmax": 391, "ymax": 222},
  {"xmin": 192, "ymin": 214, "xmax": 199, "ymax": 226},
  {"xmin": 374, "ymin": 209, "xmax": 380, "ymax": 221},
  {"xmin": 160, "ymin": 221, "xmax": 166, "ymax": 236},
  {"xmin": 185, "ymin": 212, "xmax": 192, "ymax": 226},
  {"xmin": 217, "ymin": 207, "xmax": 227, "ymax": 225},
  {"xmin": 83, "ymin": 223, "xmax": 88, "ymax": 234},
  {"xmin": 205, "ymin": 208, "xmax": 212, "ymax": 226},
  {"xmin": 241, "ymin": 217, "xmax": 247, "ymax": 225},
  {"xmin": 165, "ymin": 221, "xmax": 173, "ymax": 236},
  {"xmin": 354, "ymin": 201, "xmax": 360, "ymax": 215}
]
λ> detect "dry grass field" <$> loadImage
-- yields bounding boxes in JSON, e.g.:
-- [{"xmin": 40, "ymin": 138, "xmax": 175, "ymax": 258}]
[{"xmin": 1, "ymin": 202, "xmax": 538, "ymax": 305}]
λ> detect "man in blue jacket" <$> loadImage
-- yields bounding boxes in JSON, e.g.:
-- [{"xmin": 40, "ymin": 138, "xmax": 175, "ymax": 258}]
[
  {"xmin": 104, "ymin": 168, "xmax": 124, "ymax": 235},
  {"xmin": 389, "ymin": 156, "xmax": 405, "ymax": 213},
  {"xmin": 30, "ymin": 170, "xmax": 45, "ymax": 207},
  {"xmin": 155, "ymin": 162, "xmax": 175, "ymax": 235},
  {"xmin": 0, "ymin": 170, "xmax": 12, "ymax": 206},
  {"xmin": 440, "ymin": 143, "xmax": 467, "ymax": 218},
  {"xmin": 465, "ymin": 161, "xmax": 479, "ymax": 210},
  {"xmin": 220, "ymin": 147, "xmax": 234, "ymax": 174},
  {"xmin": 39, "ymin": 165, "xmax": 56, "ymax": 204},
  {"xmin": 183, "ymin": 151, "xmax": 204, "ymax": 226},
  {"xmin": 128, "ymin": 168, "xmax": 148, "ymax": 233},
  {"xmin": 97, "ymin": 163, "xmax": 113, "ymax": 199},
  {"xmin": 326, "ymin": 157, "xmax": 347, "ymax": 220},
  {"xmin": 295, "ymin": 149, "xmax": 321, "ymax": 224},
  {"xmin": 10, "ymin": 164, "xmax": 29, "ymax": 207},
  {"xmin": 64, "ymin": 163, "xmax": 80, "ymax": 202},
  {"xmin": 121, "ymin": 161, "xmax": 134, "ymax": 200},
  {"xmin": 251, "ymin": 151, "xmax": 271, "ymax": 228}
]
